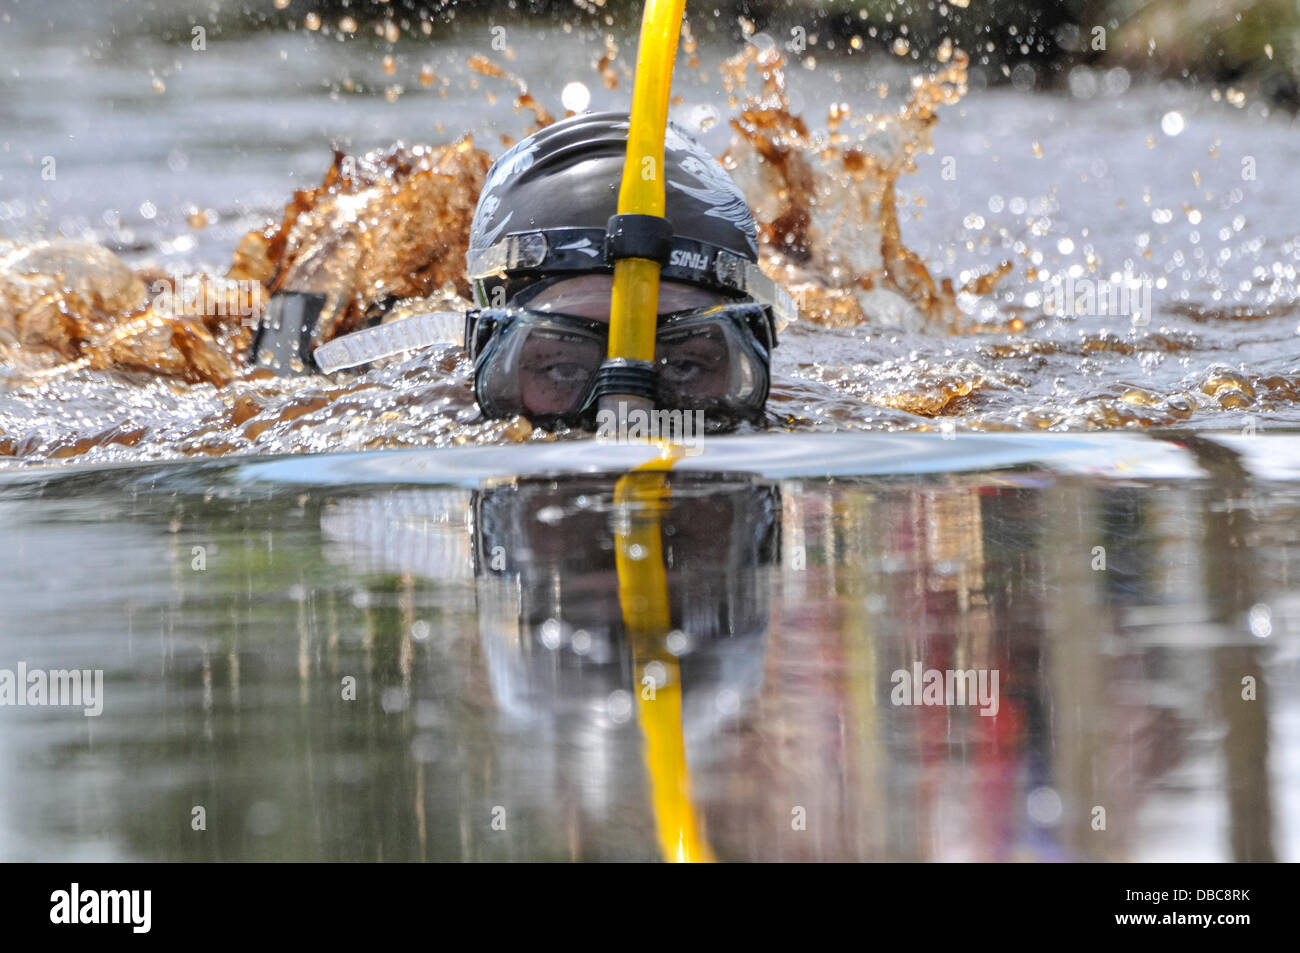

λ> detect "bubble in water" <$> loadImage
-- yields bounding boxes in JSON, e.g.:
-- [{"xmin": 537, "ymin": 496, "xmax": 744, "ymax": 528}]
[
  {"xmin": 1161, "ymin": 111, "xmax": 1185, "ymax": 136},
  {"xmin": 571, "ymin": 629, "xmax": 592, "ymax": 654},
  {"xmin": 1027, "ymin": 786, "xmax": 1063, "ymax": 826},
  {"xmin": 1103, "ymin": 67, "xmax": 1130, "ymax": 95},
  {"xmin": 540, "ymin": 618, "xmax": 562, "ymax": 650},
  {"xmin": 1248, "ymin": 603, "xmax": 1272, "ymax": 638},
  {"xmin": 246, "ymin": 801, "xmax": 282, "ymax": 836},
  {"xmin": 381, "ymin": 687, "xmax": 409, "ymax": 713},
  {"xmin": 411, "ymin": 620, "xmax": 431, "ymax": 642},
  {"xmin": 1068, "ymin": 66, "xmax": 1098, "ymax": 99},
  {"xmin": 643, "ymin": 660, "xmax": 667, "ymax": 689},
  {"xmin": 606, "ymin": 690, "xmax": 633, "ymax": 724},
  {"xmin": 715, "ymin": 688, "xmax": 740, "ymax": 715}
]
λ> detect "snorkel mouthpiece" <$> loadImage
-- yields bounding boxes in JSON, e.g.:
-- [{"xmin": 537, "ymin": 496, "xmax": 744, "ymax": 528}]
[{"xmin": 591, "ymin": 358, "xmax": 658, "ymax": 410}]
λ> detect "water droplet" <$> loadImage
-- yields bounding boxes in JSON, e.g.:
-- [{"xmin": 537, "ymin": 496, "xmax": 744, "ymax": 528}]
[{"xmin": 561, "ymin": 81, "xmax": 590, "ymax": 112}]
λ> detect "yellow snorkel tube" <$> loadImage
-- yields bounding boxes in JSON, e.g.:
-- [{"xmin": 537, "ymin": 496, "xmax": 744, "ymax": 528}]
[
  {"xmin": 596, "ymin": 0, "xmax": 687, "ymax": 425},
  {"xmin": 602, "ymin": 0, "xmax": 714, "ymax": 863}
]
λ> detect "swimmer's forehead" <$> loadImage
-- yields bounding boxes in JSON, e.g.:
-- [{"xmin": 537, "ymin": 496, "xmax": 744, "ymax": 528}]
[{"xmin": 522, "ymin": 274, "xmax": 726, "ymax": 321}]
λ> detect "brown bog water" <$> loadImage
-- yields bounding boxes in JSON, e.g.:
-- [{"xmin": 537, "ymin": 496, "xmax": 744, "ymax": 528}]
[{"xmin": 0, "ymin": 10, "xmax": 1298, "ymax": 862}]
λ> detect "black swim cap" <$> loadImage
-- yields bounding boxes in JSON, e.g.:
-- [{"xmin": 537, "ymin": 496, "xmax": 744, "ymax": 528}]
[{"xmin": 467, "ymin": 111, "xmax": 759, "ymax": 307}]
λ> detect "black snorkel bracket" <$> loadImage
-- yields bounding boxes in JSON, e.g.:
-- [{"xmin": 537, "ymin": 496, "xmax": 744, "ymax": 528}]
[
  {"xmin": 593, "ymin": 213, "xmax": 674, "ymax": 417},
  {"xmin": 603, "ymin": 213, "xmax": 674, "ymax": 266}
]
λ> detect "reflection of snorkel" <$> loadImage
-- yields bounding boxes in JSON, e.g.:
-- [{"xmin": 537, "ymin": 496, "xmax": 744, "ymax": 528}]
[
  {"xmin": 615, "ymin": 461, "xmax": 714, "ymax": 861},
  {"xmin": 473, "ymin": 470, "xmax": 780, "ymax": 861}
]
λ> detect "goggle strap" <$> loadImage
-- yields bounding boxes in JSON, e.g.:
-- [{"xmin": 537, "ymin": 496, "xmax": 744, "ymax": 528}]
[
  {"xmin": 313, "ymin": 311, "xmax": 464, "ymax": 374},
  {"xmin": 467, "ymin": 228, "xmax": 799, "ymax": 328},
  {"xmin": 720, "ymin": 255, "xmax": 796, "ymax": 337}
]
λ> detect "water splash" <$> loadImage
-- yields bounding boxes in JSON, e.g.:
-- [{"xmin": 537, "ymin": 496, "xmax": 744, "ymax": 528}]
[{"xmin": 2, "ymin": 28, "xmax": 1299, "ymax": 466}]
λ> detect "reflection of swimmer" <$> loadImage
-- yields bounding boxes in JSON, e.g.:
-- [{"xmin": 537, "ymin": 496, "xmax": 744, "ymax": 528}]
[
  {"xmin": 477, "ymin": 471, "xmax": 780, "ymax": 862},
  {"xmin": 471, "ymin": 473, "xmax": 779, "ymax": 736},
  {"xmin": 320, "ymin": 471, "xmax": 781, "ymax": 861},
  {"xmin": 256, "ymin": 113, "xmax": 798, "ymax": 429}
]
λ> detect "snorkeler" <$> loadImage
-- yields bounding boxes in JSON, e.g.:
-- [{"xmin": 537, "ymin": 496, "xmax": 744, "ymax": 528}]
[{"xmin": 253, "ymin": 112, "xmax": 798, "ymax": 428}]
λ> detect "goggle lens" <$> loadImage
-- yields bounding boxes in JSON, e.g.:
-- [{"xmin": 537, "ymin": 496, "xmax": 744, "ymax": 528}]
[
  {"xmin": 516, "ymin": 327, "xmax": 605, "ymax": 417},
  {"xmin": 471, "ymin": 303, "xmax": 772, "ymax": 422}
]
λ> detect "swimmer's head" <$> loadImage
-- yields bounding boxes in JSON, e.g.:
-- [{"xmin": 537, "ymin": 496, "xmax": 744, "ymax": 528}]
[{"xmin": 464, "ymin": 112, "xmax": 787, "ymax": 426}]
